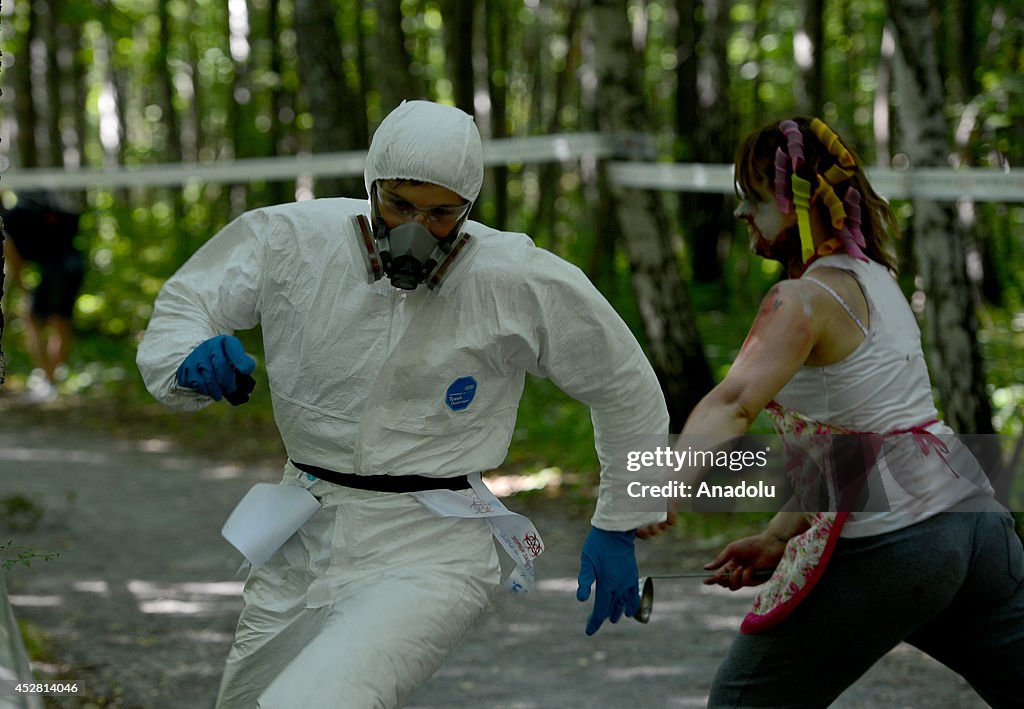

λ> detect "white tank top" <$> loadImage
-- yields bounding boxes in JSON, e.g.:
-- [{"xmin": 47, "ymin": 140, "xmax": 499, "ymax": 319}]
[{"xmin": 772, "ymin": 255, "xmax": 993, "ymax": 537}]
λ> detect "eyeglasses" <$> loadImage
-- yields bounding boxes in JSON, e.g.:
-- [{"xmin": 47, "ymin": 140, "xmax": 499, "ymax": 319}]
[{"xmin": 376, "ymin": 186, "xmax": 471, "ymax": 226}]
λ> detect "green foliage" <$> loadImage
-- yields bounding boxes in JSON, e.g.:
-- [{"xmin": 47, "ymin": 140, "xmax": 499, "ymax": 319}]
[
  {"xmin": 508, "ymin": 376, "xmax": 599, "ymax": 476},
  {"xmin": 1, "ymin": 541, "xmax": 59, "ymax": 570},
  {"xmin": 0, "ymin": 493, "xmax": 58, "ymax": 570},
  {"xmin": 0, "ymin": 494, "xmax": 45, "ymax": 534}
]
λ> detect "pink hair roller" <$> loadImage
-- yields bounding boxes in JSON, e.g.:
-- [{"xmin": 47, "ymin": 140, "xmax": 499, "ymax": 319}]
[
  {"xmin": 839, "ymin": 187, "xmax": 868, "ymax": 262},
  {"xmin": 779, "ymin": 120, "xmax": 805, "ymax": 170},
  {"xmin": 775, "ymin": 148, "xmax": 792, "ymax": 213}
]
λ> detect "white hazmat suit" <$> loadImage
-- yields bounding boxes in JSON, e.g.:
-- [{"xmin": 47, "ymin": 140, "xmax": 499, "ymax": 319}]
[{"xmin": 137, "ymin": 102, "xmax": 669, "ymax": 708}]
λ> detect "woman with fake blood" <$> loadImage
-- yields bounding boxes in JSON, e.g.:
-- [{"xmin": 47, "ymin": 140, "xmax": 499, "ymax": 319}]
[{"xmin": 666, "ymin": 117, "xmax": 1024, "ymax": 706}]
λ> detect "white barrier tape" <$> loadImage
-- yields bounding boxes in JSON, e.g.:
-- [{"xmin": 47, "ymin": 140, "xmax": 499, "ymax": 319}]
[
  {"xmin": 865, "ymin": 167, "xmax": 1024, "ymax": 202},
  {"xmin": 608, "ymin": 162, "xmax": 735, "ymax": 194},
  {"xmin": 2, "ymin": 131, "xmax": 1021, "ymax": 201},
  {"xmin": 607, "ymin": 161, "xmax": 1024, "ymax": 202},
  {"xmin": 0, "ymin": 133, "xmax": 618, "ymax": 191}
]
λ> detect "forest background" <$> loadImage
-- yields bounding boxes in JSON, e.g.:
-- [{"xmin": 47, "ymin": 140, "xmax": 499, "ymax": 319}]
[{"xmin": 0, "ymin": 0, "xmax": 1022, "ymax": 523}]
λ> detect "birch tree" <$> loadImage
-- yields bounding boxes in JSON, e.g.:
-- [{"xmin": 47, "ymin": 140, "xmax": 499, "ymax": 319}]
[
  {"xmin": 887, "ymin": 0, "xmax": 993, "ymax": 434},
  {"xmin": 588, "ymin": 0, "xmax": 714, "ymax": 431}
]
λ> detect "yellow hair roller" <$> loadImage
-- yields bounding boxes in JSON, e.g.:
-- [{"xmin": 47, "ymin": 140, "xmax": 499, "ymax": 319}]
[
  {"xmin": 823, "ymin": 164, "xmax": 854, "ymax": 185},
  {"xmin": 814, "ymin": 178, "xmax": 847, "ymax": 229},
  {"xmin": 791, "ymin": 174, "xmax": 815, "ymax": 263},
  {"xmin": 810, "ymin": 118, "xmax": 855, "ymax": 168}
]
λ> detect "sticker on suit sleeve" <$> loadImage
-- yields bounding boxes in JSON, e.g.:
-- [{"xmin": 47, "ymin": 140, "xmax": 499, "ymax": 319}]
[{"xmin": 446, "ymin": 376, "xmax": 478, "ymax": 411}]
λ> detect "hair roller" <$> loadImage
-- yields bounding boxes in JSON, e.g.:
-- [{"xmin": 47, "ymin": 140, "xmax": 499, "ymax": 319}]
[
  {"xmin": 823, "ymin": 164, "xmax": 854, "ymax": 186},
  {"xmin": 779, "ymin": 120, "xmax": 805, "ymax": 170},
  {"xmin": 844, "ymin": 187, "xmax": 862, "ymax": 228},
  {"xmin": 775, "ymin": 148, "xmax": 792, "ymax": 213},
  {"xmin": 810, "ymin": 118, "xmax": 855, "ymax": 168},
  {"xmin": 791, "ymin": 175, "xmax": 815, "ymax": 263},
  {"xmin": 814, "ymin": 178, "xmax": 847, "ymax": 229},
  {"xmin": 839, "ymin": 187, "xmax": 869, "ymax": 262}
]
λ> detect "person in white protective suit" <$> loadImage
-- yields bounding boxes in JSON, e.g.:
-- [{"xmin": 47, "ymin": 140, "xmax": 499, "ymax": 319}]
[{"xmin": 136, "ymin": 100, "xmax": 670, "ymax": 708}]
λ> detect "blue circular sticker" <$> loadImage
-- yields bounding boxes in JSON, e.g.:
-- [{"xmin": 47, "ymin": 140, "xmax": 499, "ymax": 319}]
[{"xmin": 446, "ymin": 376, "xmax": 478, "ymax": 411}]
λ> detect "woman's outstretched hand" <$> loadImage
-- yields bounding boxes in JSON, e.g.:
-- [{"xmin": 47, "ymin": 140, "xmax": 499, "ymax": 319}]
[{"xmin": 703, "ymin": 532, "xmax": 787, "ymax": 590}]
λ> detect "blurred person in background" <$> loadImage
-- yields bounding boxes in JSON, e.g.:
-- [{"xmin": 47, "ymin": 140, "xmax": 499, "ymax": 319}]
[{"xmin": 1, "ymin": 190, "xmax": 85, "ymax": 403}]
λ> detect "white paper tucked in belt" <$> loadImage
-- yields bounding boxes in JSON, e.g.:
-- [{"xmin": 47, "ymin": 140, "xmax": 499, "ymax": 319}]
[
  {"xmin": 221, "ymin": 483, "xmax": 321, "ymax": 567},
  {"xmin": 412, "ymin": 474, "xmax": 544, "ymax": 594}
]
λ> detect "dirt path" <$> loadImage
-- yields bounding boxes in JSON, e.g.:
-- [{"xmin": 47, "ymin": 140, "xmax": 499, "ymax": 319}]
[{"xmin": 0, "ymin": 416, "xmax": 986, "ymax": 708}]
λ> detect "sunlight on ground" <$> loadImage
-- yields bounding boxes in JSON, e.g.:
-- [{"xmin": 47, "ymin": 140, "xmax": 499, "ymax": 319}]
[
  {"xmin": 0, "ymin": 447, "xmax": 111, "ymax": 465},
  {"xmin": 485, "ymin": 467, "xmax": 563, "ymax": 497},
  {"xmin": 126, "ymin": 580, "xmax": 244, "ymax": 615},
  {"xmin": 506, "ymin": 622, "xmax": 548, "ymax": 635},
  {"xmin": 184, "ymin": 629, "xmax": 235, "ymax": 643},
  {"xmin": 607, "ymin": 665, "xmax": 689, "ymax": 680},
  {"xmin": 137, "ymin": 438, "xmax": 175, "ymax": 453},
  {"xmin": 138, "ymin": 598, "xmax": 214, "ymax": 614},
  {"xmin": 71, "ymin": 580, "xmax": 111, "ymax": 595},
  {"xmin": 8, "ymin": 595, "xmax": 63, "ymax": 607},
  {"xmin": 11, "ymin": 580, "xmax": 246, "ymax": 617},
  {"xmin": 700, "ymin": 614, "xmax": 746, "ymax": 631}
]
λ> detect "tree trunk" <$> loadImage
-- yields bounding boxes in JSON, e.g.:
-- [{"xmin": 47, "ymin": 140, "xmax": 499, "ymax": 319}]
[
  {"xmin": 375, "ymin": 0, "xmax": 420, "ymax": 115},
  {"xmin": 70, "ymin": 21, "xmax": 89, "ymax": 170},
  {"xmin": 674, "ymin": 0, "xmax": 698, "ymax": 155},
  {"xmin": 887, "ymin": 0, "xmax": 993, "ymax": 434},
  {"xmin": 43, "ymin": 0, "xmax": 64, "ymax": 166},
  {"xmin": 101, "ymin": 21, "xmax": 131, "ymax": 204},
  {"xmin": 677, "ymin": 0, "xmax": 731, "ymax": 284},
  {"xmin": 267, "ymin": 0, "xmax": 292, "ymax": 203},
  {"xmin": 873, "ymin": 25, "xmax": 895, "ymax": 168},
  {"xmin": 588, "ymin": 0, "xmax": 715, "ymax": 432},
  {"xmin": 794, "ymin": 0, "xmax": 825, "ymax": 115},
  {"xmin": 157, "ymin": 0, "xmax": 184, "ymax": 164},
  {"xmin": 531, "ymin": 0, "xmax": 583, "ymax": 247},
  {"xmin": 587, "ymin": 162, "xmax": 624, "ymax": 297},
  {"xmin": 958, "ymin": 0, "xmax": 978, "ymax": 98},
  {"xmin": 186, "ymin": 0, "xmax": 205, "ymax": 162},
  {"xmin": 294, "ymin": 0, "xmax": 365, "ymax": 197},
  {"xmin": 441, "ymin": 0, "xmax": 476, "ymax": 115},
  {"xmin": 485, "ymin": 0, "xmax": 509, "ymax": 230},
  {"xmin": 14, "ymin": 1, "xmax": 40, "ymax": 167}
]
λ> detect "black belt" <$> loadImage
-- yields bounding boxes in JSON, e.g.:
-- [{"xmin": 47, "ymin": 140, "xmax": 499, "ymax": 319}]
[{"xmin": 291, "ymin": 460, "xmax": 471, "ymax": 493}]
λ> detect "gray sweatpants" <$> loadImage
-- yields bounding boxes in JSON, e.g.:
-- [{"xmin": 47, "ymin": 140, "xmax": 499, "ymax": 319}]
[{"xmin": 709, "ymin": 496, "xmax": 1024, "ymax": 708}]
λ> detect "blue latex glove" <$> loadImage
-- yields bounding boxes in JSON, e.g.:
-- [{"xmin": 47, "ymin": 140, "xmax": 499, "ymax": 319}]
[
  {"xmin": 175, "ymin": 335, "xmax": 256, "ymax": 401},
  {"xmin": 576, "ymin": 526, "xmax": 640, "ymax": 636}
]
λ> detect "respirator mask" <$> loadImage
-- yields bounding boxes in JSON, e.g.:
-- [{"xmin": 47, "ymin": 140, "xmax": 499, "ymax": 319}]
[{"xmin": 351, "ymin": 184, "xmax": 478, "ymax": 293}]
